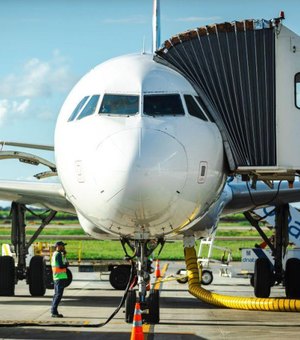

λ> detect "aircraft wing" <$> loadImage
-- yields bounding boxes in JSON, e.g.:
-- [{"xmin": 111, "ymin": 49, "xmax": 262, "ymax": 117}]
[
  {"xmin": 0, "ymin": 180, "xmax": 75, "ymax": 213},
  {"xmin": 0, "ymin": 141, "xmax": 54, "ymax": 151},
  {"xmin": 0, "ymin": 141, "xmax": 71, "ymax": 211},
  {"xmin": 224, "ymin": 181, "xmax": 300, "ymax": 215}
]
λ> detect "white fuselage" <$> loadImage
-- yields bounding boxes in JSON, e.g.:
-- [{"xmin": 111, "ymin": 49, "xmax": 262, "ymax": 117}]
[{"xmin": 55, "ymin": 53, "xmax": 226, "ymax": 239}]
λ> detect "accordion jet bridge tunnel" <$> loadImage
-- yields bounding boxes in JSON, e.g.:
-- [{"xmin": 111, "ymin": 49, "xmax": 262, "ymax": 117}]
[{"xmin": 155, "ymin": 14, "xmax": 300, "ymax": 185}]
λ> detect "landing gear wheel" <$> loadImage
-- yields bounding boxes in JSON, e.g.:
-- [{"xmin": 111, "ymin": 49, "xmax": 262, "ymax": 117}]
[
  {"xmin": 176, "ymin": 269, "xmax": 188, "ymax": 284},
  {"xmin": 0, "ymin": 256, "xmax": 15, "ymax": 296},
  {"xmin": 109, "ymin": 265, "xmax": 131, "ymax": 290},
  {"xmin": 201, "ymin": 270, "xmax": 213, "ymax": 285},
  {"xmin": 28, "ymin": 256, "xmax": 46, "ymax": 296},
  {"xmin": 285, "ymin": 258, "xmax": 300, "ymax": 299},
  {"xmin": 254, "ymin": 258, "xmax": 272, "ymax": 298},
  {"xmin": 45, "ymin": 265, "xmax": 54, "ymax": 289},
  {"xmin": 125, "ymin": 290, "xmax": 136, "ymax": 323},
  {"xmin": 65, "ymin": 268, "xmax": 73, "ymax": 288},
  {"xmin": 147, "ymin": 289, "xmax": 160, "ymax": 324}
]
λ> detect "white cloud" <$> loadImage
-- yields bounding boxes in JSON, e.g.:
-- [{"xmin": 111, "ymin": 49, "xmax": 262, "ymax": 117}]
[
  {"xmin": 0, "ymin": 99, "xmax": 31, "ymax": 126},
  {"xmin": 0, "ymin": 52, "xmax": 75, "ymax": 98},
  {"xmin": 13, "ymin": 99, "xmax": 31, "ymax": 113},
  {"xmin": 0, "ymin": 51, "xmax": 76, "ymax": 125},
  {"xmin": 0, "ymin": 100, "xmax": 9, "ymax": 123}
]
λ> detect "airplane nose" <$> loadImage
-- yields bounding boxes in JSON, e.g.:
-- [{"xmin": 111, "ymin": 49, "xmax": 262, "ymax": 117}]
[{"xmin": 93, "ymin": 128, "xmax": 188, "ymax": 224}]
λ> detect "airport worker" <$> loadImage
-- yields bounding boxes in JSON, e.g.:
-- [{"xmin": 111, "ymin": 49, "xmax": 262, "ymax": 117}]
[{"xmin": 51, "ymin": 241, "xmax": 69, "ymax": 318}]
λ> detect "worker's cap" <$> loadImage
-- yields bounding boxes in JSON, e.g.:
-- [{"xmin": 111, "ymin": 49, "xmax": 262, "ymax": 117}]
[{"xmin": 54, "ymin": 241, "xmax": 67, "ymax": 247}]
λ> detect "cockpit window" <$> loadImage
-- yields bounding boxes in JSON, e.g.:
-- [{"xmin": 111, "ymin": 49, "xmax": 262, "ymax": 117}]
[
  {"xmin": 195, "ymin": 96, "xmax": 215, "ymax": 122},
  {"xmin": 77, "ymin": 95, "xmax": 100, "ymax": 120},
  {"xmin": 99, "ymin": 94, "xmax": 139, "ymax": 115},
  {"xmin": 184, "ymin": 95, "xmax": 208, "ymax": 121},
  {"xmin": 68, "ymin": 96, "xmax": 89, "ymax": 122},
  {"xmin": 143, "ymin": 94, "xmax": 184, "ymax": 116}
]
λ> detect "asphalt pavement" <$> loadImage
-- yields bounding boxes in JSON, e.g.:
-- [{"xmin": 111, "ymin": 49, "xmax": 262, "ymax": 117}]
[{"xmin": 0, "ymin": 261, "xmax": 299, "ymax": 339}]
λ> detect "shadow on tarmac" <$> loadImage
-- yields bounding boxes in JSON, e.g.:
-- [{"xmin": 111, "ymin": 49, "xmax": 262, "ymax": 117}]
[
  {"xmin": 0, "ymin": 328, "xmax": 205, "ymax": 340},
  {"xmin": 2, "ymin": 294, "xmax": 220, "ymax": 310}
]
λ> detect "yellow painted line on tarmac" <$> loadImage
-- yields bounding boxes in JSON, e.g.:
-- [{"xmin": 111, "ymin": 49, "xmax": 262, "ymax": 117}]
[
  {"xmin": 143, "ymin": 323, "xmax": 151, "ymax": 338},
  {"xmin": 153, "ymin": 262, "xmax": 169, "ymax": 290},
  {"xmin": 143, "ymin": 262, "xmax": 169, "ymax": 339}
]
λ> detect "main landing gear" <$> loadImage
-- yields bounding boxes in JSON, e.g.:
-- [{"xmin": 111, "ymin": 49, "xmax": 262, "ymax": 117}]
[
  {"xmin": 0, "ymin": 202, "xmax": 72, "ymax": 296},
  {"xmin": 245, "ymin": 204, "xmax": 300, "ymax": 299},
  {"xmin": 122, "ymin": 236, "xmax": 164, "ymax": 324}
]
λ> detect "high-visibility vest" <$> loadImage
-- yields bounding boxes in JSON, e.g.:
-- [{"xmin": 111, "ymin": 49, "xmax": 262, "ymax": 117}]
[{"xmin": 51, "ymin": 251, "xmax": 68, "ymax": 280}]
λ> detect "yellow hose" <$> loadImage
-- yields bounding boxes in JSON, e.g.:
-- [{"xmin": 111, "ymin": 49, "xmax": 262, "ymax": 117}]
[{"xmin": 185, "ymin": 246, "xmax": 300, "ymax": 312}]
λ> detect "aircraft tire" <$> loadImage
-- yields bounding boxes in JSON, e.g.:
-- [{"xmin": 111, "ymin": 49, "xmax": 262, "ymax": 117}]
[
  {"xmin": 148, "ymin": 289, "xmax": 160, "ymax": 324},
  {"xmin": 250, "ymin": 274, "xmax": 254, "ymax": 287},
  {"xmin": 28, "ymin": 256, "xmax": 46, "ymax": 296},
  {"xmin": 65, "ymin": 268, "xmax": 73, "ymax": 288},
  {"xmin": 45, "ymin": 265, "xmax": 54, "ymax": 289},
  {"xmin": 254, "ymin": 258, "xmax": 271, "ymax": 298},
  {"xmin": 285, "ymin": 258, "xmax": 300, "ymax": 299},
  {"xmin": 125, "ymin": 289, "xmax": 136, "ymax": 323},
  {"xmin": 0, "ymin": 256, "xmax": 15, "ymax": 296},
  {"xmin": 45, "ymin": 267, "xmax": 72, "ymax": 289},
  {"xmin": 109, "ymin": 265, "xmax": 130, "ymax": 290},
  {"xmin": 201, "ymin": 270, "xmax": 213, "ymax": 285}
]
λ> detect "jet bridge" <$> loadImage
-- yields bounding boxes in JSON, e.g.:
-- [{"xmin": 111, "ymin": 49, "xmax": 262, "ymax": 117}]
[{"xmin": 155, "ymin": 16, "xmax": 300, "ymax": 182}]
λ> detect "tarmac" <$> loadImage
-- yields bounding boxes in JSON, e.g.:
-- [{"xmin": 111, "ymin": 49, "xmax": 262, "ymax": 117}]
[{"xmin": 0, "ymin": 261, "xmax": 299, "ymax": 339}]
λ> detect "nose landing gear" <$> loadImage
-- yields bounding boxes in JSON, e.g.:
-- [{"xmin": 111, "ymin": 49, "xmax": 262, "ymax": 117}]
[{"xmin": 122, "ymin": 237, "xmax": 164, "ymax": 324}]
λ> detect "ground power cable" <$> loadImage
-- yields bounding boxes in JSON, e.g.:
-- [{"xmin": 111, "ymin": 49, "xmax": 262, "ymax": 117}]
[{"xmin": 185, "ymin": 246, "xmax": 300, "ymax": 312}]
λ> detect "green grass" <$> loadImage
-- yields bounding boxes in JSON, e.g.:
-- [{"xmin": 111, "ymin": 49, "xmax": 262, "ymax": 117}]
[
  {"xmin": 0, "ymin": 239, "xmax": 134, "ymax": 260},
  {"xmin": 0, "ymin": 227, "xmax": 84, "ymax": 236},
  {"xmin": 0, "ymin": 210, "xmax": 253, "ymax": 225},
  {"xmin": 0, "ymin": 237, "xmax": 266, "ymax": 261},
  {"xmin": 216, "ymin": 229, "xmax": 272, "ymax": 237},
  {"xmin": 0, "ymin": 209, "xmax": 79, "ymax": 225},
  {"xmin": 0, "ymin": 211, "xmax": 271, "ymax": 261},
  {"xmin": 218, "ymin": 221, "xmax": 253, "ymax": 227}
]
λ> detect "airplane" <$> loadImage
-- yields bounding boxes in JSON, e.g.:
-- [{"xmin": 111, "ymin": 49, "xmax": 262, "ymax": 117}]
[{"xmin": 1, "ymin": 0, "xmax": 300, "ymax": 324}]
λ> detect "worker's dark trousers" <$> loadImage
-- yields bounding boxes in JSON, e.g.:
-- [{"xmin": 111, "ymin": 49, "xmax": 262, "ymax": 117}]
[{"xmin": 51, "ymin": 279, "xmax": 66, "ymax": 314}]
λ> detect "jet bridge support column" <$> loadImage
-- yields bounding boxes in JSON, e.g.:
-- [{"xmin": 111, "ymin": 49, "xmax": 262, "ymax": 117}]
[
  {"xmin": 273, "ymin": 204, "xmax": 289, "ymax": 284},
  {"xmin": 244, "ymin": 205, "xmax": 293, "ymax": 298}
]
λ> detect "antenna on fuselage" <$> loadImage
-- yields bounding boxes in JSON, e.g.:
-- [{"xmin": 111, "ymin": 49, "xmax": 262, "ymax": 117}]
[{"xmin": 152, "ymin": 0, "xmax": 161, "ymax": 53}]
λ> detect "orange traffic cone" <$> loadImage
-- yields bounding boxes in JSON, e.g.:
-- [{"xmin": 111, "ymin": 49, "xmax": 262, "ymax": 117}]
[
  {"xmin": 130, "ymin": 302, "xmax": 144, "ymax": 340},
  {"xmin": 155, "ymin": 259, "xmax": 161, "ymax": 278}
]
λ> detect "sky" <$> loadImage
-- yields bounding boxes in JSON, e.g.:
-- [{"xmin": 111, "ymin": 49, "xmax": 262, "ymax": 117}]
[{"xmin": 0, "ymin": 0, "xmax": 300, "ymax": 205}]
